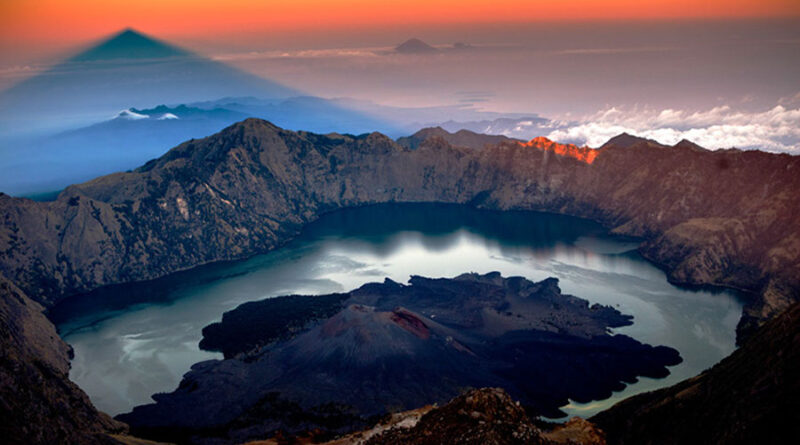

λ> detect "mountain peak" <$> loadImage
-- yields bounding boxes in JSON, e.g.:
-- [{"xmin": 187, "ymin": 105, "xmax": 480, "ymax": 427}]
[
  {"xmin": 601, "ymin": 133, "xmax": 664, "ymax": 149},
  {"xmin": 395, "ymin": 38, "xmax": 438, "ymax": 54},
  {"xmin": 71, "ymin": 28, "xmax": 189, "ymax": 62},
  {"xmin": 674, "ymin": 138, "xmax": 706, "ymax": 152}
]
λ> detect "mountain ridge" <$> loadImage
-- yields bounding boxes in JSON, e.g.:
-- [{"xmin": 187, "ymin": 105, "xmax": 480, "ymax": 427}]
[
  {"xmin": 396, "ymin": 126, "xmax": 520, "ymax": 149},
  {"xmin": 1, "ymin": 119, "xmax": 797, "ymax": 341}
]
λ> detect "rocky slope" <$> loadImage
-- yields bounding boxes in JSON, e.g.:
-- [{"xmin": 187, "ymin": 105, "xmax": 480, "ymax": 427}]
[
  {"xmin": 1, "ymin": 118, "xmax": 798, "ymax": 340},
  {"xmin": 365, "ymin": 387, "xmax": 553, "ymax": 445},
  {"xmin": 118, "ymin": 273, "xmax": 678, "ymax": 443},
  {"xmin": 592, "ymin": 300, "xmax": 800, "ymax": 445},
  {"xmin": 0, "ymin": 274, "xmax": 125, "ymax": 444}
]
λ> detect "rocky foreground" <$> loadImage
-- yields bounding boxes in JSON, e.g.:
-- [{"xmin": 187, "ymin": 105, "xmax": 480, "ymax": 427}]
[
  {"xmin": 243, "ymin": 388, "xmax": 606, "ymax": 445},
  {"xmin": 118, "ymin": 273, "xmax": 679, "ymax": 444},
  {"xmin": 0, "ymin": 275, "xmax": 125, "ymax": 444},
  {"xmin": 361, "ymin": 388, "xmax": 605, "ymax": 445},
  {"xmin": 1, "ymin": 121, "xmax": 799, "ymax": 442}
]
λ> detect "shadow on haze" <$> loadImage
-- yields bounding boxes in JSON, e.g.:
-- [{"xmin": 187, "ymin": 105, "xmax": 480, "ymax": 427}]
[{"xmin": 0, "ymin": 29, "xmax": 406, "ymax": 196}]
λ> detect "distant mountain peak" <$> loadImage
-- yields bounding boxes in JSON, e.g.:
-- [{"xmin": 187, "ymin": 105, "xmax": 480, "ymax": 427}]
[
  {"xmin": 395, "ymin": 38, "xmax": 438, "ymax": 54},
  {"xmin": 115, "ymin": 108, "xmax": 149, "ymax": 120},
  {"xmin": 601, "ymin": 133, "xmax": 664, "ymax": 149},
  {"xmin": 71, "ymin": 28, "xmax": 189, "ymax": 62},
  {"xmin": 674, "ymin": 139, "xmax": 706, "ymax": 152}
]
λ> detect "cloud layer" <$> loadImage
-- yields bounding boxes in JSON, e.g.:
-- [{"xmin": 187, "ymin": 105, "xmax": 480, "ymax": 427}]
[{"xmin": 547, "ymin": 103, "xmax": 800, "ymax": 154}]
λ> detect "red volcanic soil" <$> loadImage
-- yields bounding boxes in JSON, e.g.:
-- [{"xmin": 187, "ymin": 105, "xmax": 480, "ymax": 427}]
[{"xmin": 389, "ymin": 308, "xmax": 431, "ymax": 339}]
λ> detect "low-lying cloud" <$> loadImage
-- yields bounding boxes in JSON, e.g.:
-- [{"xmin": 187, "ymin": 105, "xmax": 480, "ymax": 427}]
[{"xmin": 547, "ymin": 103, "xmax": 800, "ymax": 154}]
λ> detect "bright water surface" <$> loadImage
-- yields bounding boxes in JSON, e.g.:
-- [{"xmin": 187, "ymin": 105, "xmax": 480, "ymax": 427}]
[{"xmin": 50, "ymin": 204, "xmax": 743, "ymax": 418}]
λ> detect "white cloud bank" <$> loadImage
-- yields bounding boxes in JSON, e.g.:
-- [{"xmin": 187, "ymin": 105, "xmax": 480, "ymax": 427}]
[{"xmin": 548, "ymin": 103, "xmax": 800, "ymax": 154}]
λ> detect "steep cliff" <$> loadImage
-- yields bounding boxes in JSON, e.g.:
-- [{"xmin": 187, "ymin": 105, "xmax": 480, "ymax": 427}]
[
  {"xmin": 0, "ymin": 274, "xmax": 125, "ymax": 444},
  {"xmin": 592, "ymin": 301, "xmax": 800, "ymax": 445}
]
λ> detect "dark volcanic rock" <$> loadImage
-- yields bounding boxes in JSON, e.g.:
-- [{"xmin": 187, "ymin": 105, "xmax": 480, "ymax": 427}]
[
  {"xmin": 200, "ymin": 292, "xmax": 350, "ymax": 358},
  {"xmin": 118, "ymin": 273, "xmax": 679, "ymax": 444},
  {"xmin": 0, "ymin": 274, "xmax": 125, "ymax": 444},
  {"xmin": 592, "ymin": 300, "xmax": 800, "ymax": 445}
]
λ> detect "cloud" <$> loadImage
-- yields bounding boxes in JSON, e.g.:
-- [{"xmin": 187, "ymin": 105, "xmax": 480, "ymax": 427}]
[
  {"xmin": 547, "ymin": 104, "xmax": 800, "ymax": 154},
  {"xmin": 211, "ymin": 47, "xmax": 384, "ymax": 62},
  {"xmin": 552, "ymin": 46, "xmax": 676, "ymax": 56},
  {"xmin": 778, "ymin": 91, "xmax": 800, "ymax": 106},
  {"xmin": 455, "ymin": 90, "xmax": 495, "ymax": 106},
  {"xmin": 0, "ymin": 64, "xmax": 44, "ymax": 86}
]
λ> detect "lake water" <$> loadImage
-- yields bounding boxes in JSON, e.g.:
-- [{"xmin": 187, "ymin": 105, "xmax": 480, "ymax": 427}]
[{"xmin": 50, "ymin": 203, "xmax": 743, "ymax": 418}]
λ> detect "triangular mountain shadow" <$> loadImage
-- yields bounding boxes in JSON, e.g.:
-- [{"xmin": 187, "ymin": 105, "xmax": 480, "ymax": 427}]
[
  {"xmin": 0, "ymin": 29, "xmax": 300, "ymax": 135},
  {"xmin": 0, "ymin": 29, "xmax": 414, "ymax": 196},
  {"xmin": 70, "ymin": 28, "xmax": 189, "ymax": 62}
]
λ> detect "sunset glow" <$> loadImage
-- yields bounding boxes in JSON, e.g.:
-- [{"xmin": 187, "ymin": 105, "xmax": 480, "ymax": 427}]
[
  {"xmin": 522, "ymin": 137, "xmax": 600, "ymax": 164},
  {"xmin": 2, "ymin": 0, "xmax": 798, "ymax": 46}
]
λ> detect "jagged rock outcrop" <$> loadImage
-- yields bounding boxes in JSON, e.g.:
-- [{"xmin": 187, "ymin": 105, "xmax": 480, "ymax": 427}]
[
  {"xmin": 367, "ymin": 388, "xmax": 550, "ymax": 445},
  {"xmin": 242, "ymin": 388, "xmax": 607, "ymax": 445},
  {"xmin": 592, "ymin": 300, "xmax": 800, "ymax": 445},
  {"xmin": 0, "ymin": 274, "xmax": 125, "ymax": 444},
  {"xmin": 1, "ymin": 118, "xmax": 798, "ymax": 341},
  {"xmin": 364, "ymin": 388, "xmax": 606, "ymax": 445}
]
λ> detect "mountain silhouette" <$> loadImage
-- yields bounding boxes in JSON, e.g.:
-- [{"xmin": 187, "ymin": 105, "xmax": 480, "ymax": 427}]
[
  {"xmin": 395, "ymin": 38, "xmax": 438, "ymax": 54},
  {"xmin": 0, "ymin": 29, "xmax": 298, "ymax": 135}
]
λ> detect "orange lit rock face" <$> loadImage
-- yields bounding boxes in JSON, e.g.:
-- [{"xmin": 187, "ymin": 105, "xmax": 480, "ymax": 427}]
[{"xmin": 521, "ymin": 136, "xmax": 600, "ymax": 164}]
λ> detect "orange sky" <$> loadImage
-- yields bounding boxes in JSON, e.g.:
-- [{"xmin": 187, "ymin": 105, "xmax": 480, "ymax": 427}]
[{"xmin": 2, "ymin": 0, "xmax": 799, "ymax": 47}]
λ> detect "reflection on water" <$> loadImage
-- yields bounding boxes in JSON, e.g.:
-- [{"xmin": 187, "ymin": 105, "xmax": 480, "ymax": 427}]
[{"xmin": 50, "ymin": 204, "xmax": 742, "ymax": 418}]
